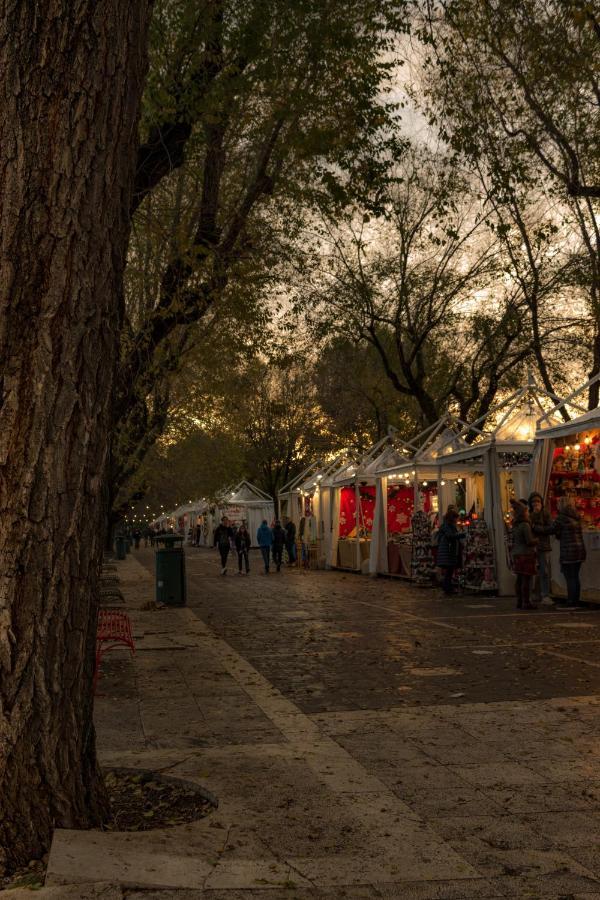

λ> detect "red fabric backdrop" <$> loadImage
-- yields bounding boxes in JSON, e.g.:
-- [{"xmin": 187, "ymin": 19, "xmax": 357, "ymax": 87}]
[
  {"xmin": 338, "ymin": 484, "xmax": 421, "ymax": 536},
  {"xmin": 386, "ymin": 485, "xmax": 414, "ymax": 533}
]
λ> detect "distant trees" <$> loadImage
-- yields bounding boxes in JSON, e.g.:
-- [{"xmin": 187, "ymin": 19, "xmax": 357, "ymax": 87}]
[
  {"xmin": 299, "ymin": 148, "xmax": 584, "ymax": 428},
  {"xmin": 417, "ymin": 0, "xmax": 600, "ymax": 404},
  {"xmin": 112, "ymin": 0, "xmax": 411, "ymax": 511}
]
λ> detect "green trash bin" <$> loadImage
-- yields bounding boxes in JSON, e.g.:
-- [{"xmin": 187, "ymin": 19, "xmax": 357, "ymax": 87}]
[
  {"xmin": 116, "ymin": 536, "xmax": 126, "ymax": 560},
  {"xmin": 155, "ymin": 539, "xmax": 186, "ymax": 606}
]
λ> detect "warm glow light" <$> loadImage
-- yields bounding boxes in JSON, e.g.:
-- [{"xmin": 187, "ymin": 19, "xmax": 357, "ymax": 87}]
[
  {"xmin": 585, "ymin": 437, "xmax": 592, "ymax": 444},
  {"xmin": 574, "ymin": 443, "xmax": 581, "ymax": 451},
  {"xmin": 422, "ymin": 481, "xmax": 428, "ymax": 487},
  {"xmin": 441, "ymin": 480, "xmax": 446, "ymax": 486},
  {"xmin": 565, "ymin": 445, "xmax": 571, "ymax": 450},
  {"xmin": 457, "ymin": 478, "xmax": 463, "ymax": 483}
]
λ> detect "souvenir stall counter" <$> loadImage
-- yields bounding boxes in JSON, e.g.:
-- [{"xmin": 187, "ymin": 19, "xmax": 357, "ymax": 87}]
[
  {"xmin": 532, "ymin": 409, "xmax": 600, "ymax": 602},
  {"xmin": 385, "ymin": 476, "xmax": 438, "ymax": 577}
]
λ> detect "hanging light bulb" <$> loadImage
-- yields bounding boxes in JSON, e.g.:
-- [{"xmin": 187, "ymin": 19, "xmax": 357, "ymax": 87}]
[{"xmin": 441, "ymin": 480, "xmax": 446, "ymax": 486}]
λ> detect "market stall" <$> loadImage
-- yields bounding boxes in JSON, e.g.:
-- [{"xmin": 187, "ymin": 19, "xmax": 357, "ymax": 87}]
[
  {"xmin": 432, "ymin": 384, "xmax": 567, "ymax": 594},
  {"xmin": 278, "ymin": 462, "xmax": 323, "ymax": 531},
  {"xmin": 370, "ymin": 380, "xmax": 569, "ymax": 593},
  {"xmin": 531, "ymin": 392, "xmax": 600, "ymax": 602},
  {"xmin": 215, "ymin": 481, "xmax": 274, "ymax": 546},
  {"xmin": 370, "ymin": 415, "xmax": 469, "ymax": 578}
]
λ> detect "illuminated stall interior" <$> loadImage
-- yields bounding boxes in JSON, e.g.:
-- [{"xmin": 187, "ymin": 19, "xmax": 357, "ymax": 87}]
[
  {"xmin": 531, "ymin": 376, "xmax": 600, "ymax": 602},
  {"xmin": 371, "ymin": 415, "xmax": 469, "ymax": 578},
  {"xmin": 434, "ymin": 381, "xmax": 567, "ymax": 593}
]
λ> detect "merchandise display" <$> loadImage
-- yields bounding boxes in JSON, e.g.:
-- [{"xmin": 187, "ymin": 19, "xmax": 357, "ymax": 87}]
[
  {"xmin": 547, "ymin": 433, "xmax": 600, "ymax": 529},
  {"xmin": 461, "ymin": 518, "xmax": 497, "ymax": 591},
  {"xmin": 411, "ymin": 511, "xmax": 436, "ymax": 584}
]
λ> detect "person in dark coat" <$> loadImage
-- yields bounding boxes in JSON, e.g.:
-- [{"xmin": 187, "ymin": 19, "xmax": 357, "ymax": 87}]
[
  {"xmin": 510, "ymin": 499, "xmax": 538, "ymax": 610},
  {"xmin": 284, "ymin": 517, "xmax": 297, "ymax": 565},
  {"xmin": 528, "ymin": 491, "xmax": 554, "ymax": 606},
  {"xmin": 554, "ymin": 498, "xmax": 587, "ymax": 607},
  {"xmin": 213, "ymin": 516, "xmax": 234, "ymax": 575},
  {"xmin": 272, "ymin": 520, "xmax": 286, "ymax": 572},
  {"xmin": 437, "ymin": 507, "xmax": 465, "ymax": 595},
  {"xmin": 235, "ymin": 523, "xmax": 251, "ymax": 575}
]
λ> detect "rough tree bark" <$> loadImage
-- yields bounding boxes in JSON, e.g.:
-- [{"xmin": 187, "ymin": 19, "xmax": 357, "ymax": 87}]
[{"xmin": 0, "ymin": 0, "xmax": 151, "ymax": 872}]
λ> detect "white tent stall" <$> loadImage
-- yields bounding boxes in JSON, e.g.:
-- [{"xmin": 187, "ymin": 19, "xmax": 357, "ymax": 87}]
[
  {"xmin": 215, "ymin": 481, "xmax": 274, "ymax": 546},
  {"xmin": 328, "ymin": 433, "xmax": 416, "ymax": 572},
  {"xmin": 529, "ymin": 375, "xmax": 600, "ymax": 601},
  {"xmin": 289, "ymin": 454, "xmax": 352, "ymax": 568},
  {"xmin": 369, "ymin": 379, "xmax": 569, "ymax": 592},
  {"xmin": 430, "ymin": 381, "xmax": 567, "ymax": 594},
  {"xmin": 278, "ymin": 462, "xmax": 323, "ymax": 532},
  {"xmin": 370, "ymin": 415, "xmax": 469, "ymax": 578},
  {"xmin": 184, "ymin": 498, "xmax": 211, "ymax": 545}
]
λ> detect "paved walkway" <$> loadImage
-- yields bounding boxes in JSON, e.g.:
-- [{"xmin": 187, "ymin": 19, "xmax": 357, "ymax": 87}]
[{"xmin": 27, "ymin": 548, "xmax": 600, "ymax": 897}]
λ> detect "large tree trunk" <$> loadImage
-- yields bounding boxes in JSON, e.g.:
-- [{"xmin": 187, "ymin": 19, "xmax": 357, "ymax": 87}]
[{"xmin": 0, "ymin": 1, "xmax": 151, "ymax": 872}]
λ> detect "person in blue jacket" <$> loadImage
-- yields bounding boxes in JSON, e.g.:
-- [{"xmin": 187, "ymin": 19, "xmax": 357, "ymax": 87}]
[{"xmin": 257, "ymin": 520, "xmax": 274, "ymax": 574}]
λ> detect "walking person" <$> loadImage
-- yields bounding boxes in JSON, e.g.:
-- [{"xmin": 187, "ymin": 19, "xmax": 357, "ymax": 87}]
[
  {"xmin": 510, "ymin": 499, "xmax": 538, "ymax": 610},
  {"xmin": 213, "ymin": 515, "xmax": 233, "ymax": 575},
  {"xmin": 554, "ymin": 498, "xmax": 586, "ymax": 608},
  {"xmin": 529, "ymin": 492, "xmax": 554, "ymax": 607},
  {"xmin": 235, "ymin": 522, "xmax": 251, "ymax": 575},
  {"xmin": 437, "ymin": 507, "xmax": 465, "ymax": 595},
  {"xmin": 284, "ymin": 516, "xmax": 297, "ymax": 565},
  {"xmin": 257, "ymin": 519, "xmax": 273, "ymax": 574},
  {"xmin": 272, "ymin": 519, "xmax": 286, "ymax": 572}
]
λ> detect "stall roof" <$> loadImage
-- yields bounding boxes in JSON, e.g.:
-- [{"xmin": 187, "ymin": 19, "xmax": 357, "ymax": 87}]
[
  {"xmin": 376, "ymin": 414, "xmax": 469, "ymax": 476},
  {"xmin": 534, "ymin": 406, "xmax": 600, "ymax": 441},
  {"xmin": 221, "ymin": 480, "xmax": 273, "ymax": 505},
  {"xmin": 279, "ymin": 462, "xmax": 323, "ymax": 496}
]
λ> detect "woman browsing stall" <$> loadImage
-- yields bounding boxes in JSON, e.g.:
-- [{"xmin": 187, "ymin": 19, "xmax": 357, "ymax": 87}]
[{"xmin": 510, "ymin": 499, "xmax": 538, "ymax": 610}]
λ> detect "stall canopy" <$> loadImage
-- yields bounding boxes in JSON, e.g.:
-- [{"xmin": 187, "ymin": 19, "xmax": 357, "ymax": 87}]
[
  {"xmin": 326, "ymin": 432, "xmax": 419, "ymax": 572},
  {"xmin": 278, "ymin": 461, "xmax": 323, "ymax": 530},
  {"xmin": 370, "ymin": 378, "xmax": 572, "ymax": 593},
  {"xmin": 370, "ymin": 414, "xmax": 469, "ymax": 577},
  {"xmin": 427, "ymin": 380, "xmax": 568, "ymax": 593},
  {"xmin": 216, "ymin": 481, "xmax": 274, "ymax": 545}
]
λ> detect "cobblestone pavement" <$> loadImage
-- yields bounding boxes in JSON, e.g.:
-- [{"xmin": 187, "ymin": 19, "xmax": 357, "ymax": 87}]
[{"xmin": 40, "ymin": 548, "xmax": 600, "ymax": 899}]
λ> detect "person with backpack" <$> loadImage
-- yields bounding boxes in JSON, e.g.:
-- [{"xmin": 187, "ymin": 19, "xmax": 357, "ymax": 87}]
[
  {"xmin": 272, "ymin": 519, "xmax": 286, "ymax": 572},
  {"xmin": 235, "ymin": 523, "xmax": 252, "ymax": 575},
  {"xmin": 437, "ymin": 507, "xmax": 465, "ymax": 595},
  {"xmin": 554, "ymin": 498, "xmax": 587, "ymax": 608},
  {"xmin": 256, "ymin": 519, "xmax": 273, "ymax": 574},
  {"xmin": 213, "ymin": 516, "xmax": 234, "ymax": 575}
]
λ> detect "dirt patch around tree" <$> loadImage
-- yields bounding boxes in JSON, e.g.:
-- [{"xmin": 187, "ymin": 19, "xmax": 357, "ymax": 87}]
[{"xmin": 102, "ymin": 768, "xmax": 217, "ymax": 832}]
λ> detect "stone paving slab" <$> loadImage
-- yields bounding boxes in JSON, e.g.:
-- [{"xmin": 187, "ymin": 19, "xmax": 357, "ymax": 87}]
[{"xmin": 45, "ymin": 550, "xmax": 600, "ymax": 896}]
